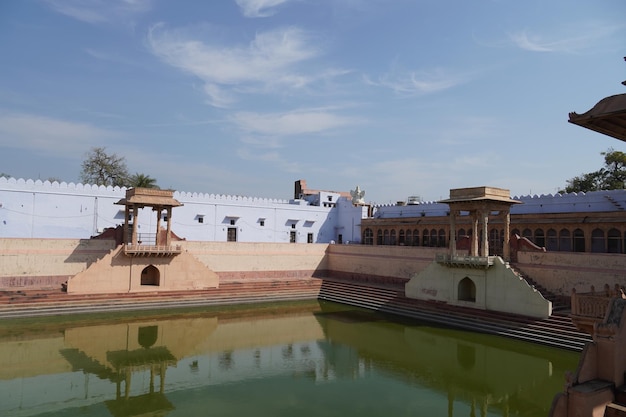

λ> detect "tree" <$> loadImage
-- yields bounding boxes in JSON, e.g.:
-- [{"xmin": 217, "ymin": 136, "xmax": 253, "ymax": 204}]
[
  {"xmin": 80, "ymin": 147, "xmax": 129, "ymax": 187},
  {"xmin": 128, "ymin": 173, "xmax": 159, "ymax": 189},
  {"xmin": 561, "ymin": 148, "xmax": 626, "ymax": 193}
]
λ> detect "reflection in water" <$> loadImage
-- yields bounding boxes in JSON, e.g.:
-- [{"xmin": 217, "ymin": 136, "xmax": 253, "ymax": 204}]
[{"xmin": 0, "ymin": 301, "xmax": 578, "ymax": 417}]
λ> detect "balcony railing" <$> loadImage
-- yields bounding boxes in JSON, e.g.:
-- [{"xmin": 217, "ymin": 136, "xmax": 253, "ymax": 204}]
[
  {"xmin": 570, "ymin": 290, "xmax": 613, "ymax": 334},
  {"xmin": 435, "ymin": 254, "xmax": 495, "ymax": 268},
  {"xmin": 123, "ymin": 244, "xmax": 182, "ymax": 257}
]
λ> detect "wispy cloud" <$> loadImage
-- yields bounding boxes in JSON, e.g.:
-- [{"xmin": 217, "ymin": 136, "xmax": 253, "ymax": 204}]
[
  {"xmin": 148, "ymin": 24, "xmax": 323, "ymax": 107},
  {"xmin": 232, "ymin": 109, "xmax": 359, "ymax": 136},
  {"xmin": 0, "ymin": 112, "xmax": 119, "ymax": 157},
  {"xmin": 44, "ymin": 0, "xmax": 153, "ymax": 24},
  {"xmin": 508, "ymin": 23, "xmax": 623, "ymax": 53},
  {"xmin": 364, "ymin": 67, "xmax": 466, "ymax": 95},
  {"xmin": 235, "ymin": 0, "xmax": 293, "ymax": 18}
]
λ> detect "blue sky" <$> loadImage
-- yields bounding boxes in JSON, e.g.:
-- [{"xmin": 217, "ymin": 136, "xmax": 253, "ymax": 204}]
[{"xmin": 0, "ymin": 0, "xmax": 625, "ymax": 203}]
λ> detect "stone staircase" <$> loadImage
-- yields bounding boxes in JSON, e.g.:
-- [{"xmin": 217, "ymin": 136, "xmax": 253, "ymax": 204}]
[
  {"xmin": 318, "ymin": 278, "xmax": 591, "ymax": 351},
  {"xmin": 0, "ymin": 278, "xmax": 322, "ymax": 319},
  {"xmin": 509, "ymin": 263, "xmax": 570, "ymax": 312}
]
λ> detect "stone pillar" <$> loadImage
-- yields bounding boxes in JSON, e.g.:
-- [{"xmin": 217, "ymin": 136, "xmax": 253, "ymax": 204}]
[
  {"xmin": 156, "ymin": 206, "xmax": 162, "ymax": 246},
  {"xmin": 123, "ymin": 206, "xmax": 130, "ymax": 244},
  {"xmin": 166, "ymin": 207, "xmax": 173, "ymax": 246},
  {"xmin": 503, "ymin": 210, "xmax": 511, "ymax": 261},
  {"xmin": 482, "ymin": 209, "xmax": 489, "ymax": 257},
  {"xmin": 449, "ymin": 210, "xmax": 457, "ymax": 257},
  {"xmin": 471, "ymin": 211, "xmax": 479, "ymax": 256},
  {"xmin": 131, "ymin": 204, "xmax": 139, "ymax": 245}
]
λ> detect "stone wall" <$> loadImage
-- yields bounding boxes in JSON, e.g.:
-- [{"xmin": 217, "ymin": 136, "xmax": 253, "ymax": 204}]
[
  {"xmin": 0, "ymin": 238, "xmax": 115, "ymax": 290},
  {"xmin": 515, "ymin": 251, "xmax": 626, "ymax": 298},
  {"xmin": 326, "ymin": 244, "xmax": 445, "ymax": 286}
]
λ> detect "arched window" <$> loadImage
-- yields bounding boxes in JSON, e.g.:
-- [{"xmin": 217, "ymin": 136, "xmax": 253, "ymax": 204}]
[
  {"xmin": 546, "ymin": 229, "xmax": 558, "ymax": 251},
  {"xmin": 423, "ymin": 228, "xmax": 430, "ymax": 246},
  {"xmin": 438, "ymin": 229, "xmax": 446, "ymax": 247},
  {"xmin": 458, "ymin": 277, "xmax": 476, "ymax": 302},
  {"xmin": 413, "ymin": 229, "xmax": 420, "ymax": 246},
  {"xmin": 406, "ymin": 229, "xmax": 412, "ymax": 246},
  {"xmin": 573, "ymin": 228, "xmax": 585, "ymax": 252},
  {"xmin": 591, "ymin": 228, "xmax": 605, "ymax": 253},
  {"xmin": 534, "ymin": 229, "xmax": 545, "ymax": 248},
  {"xmin": 363, "ymin": 228, "xmax": 374, "ymax": 245},
  {"xmin": 430, "ymin": 229, "xmax": 438, "ymax": 247},
  {"xmin": 522, "ymin": 228, "xmax": 532, "ymax": 241},
  {"xmin": 141, "ymin": 265, "xmax": 160, "ymax": 286},
  {"xmin": 458, "ymin": 228, "xmax": 466, "ymax": 239},
  {"xmin": 399, "ymin": 229, "xmax": 405, "ymax": 245},
  {"xmin": 390, "ymin": 230, "xmax": 397, "ymax": 245},
  {"xmin": 608, "ymin": 228, "xmax": 622, "ymax": 253},
  {"xmin": 559, "ymin": 229, "xmax": 572, "ymax": 252},
  {"xmin": 376, "ymin": 229, "xmax": 383, "ymax": 245},
  {"xmin": 383, "ymin": 230, "xmax": 390, "ymax": 245}
]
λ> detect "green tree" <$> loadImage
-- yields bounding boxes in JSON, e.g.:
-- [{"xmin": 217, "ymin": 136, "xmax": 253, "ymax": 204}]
[
  {"xmin": 128, "ymin": 173, "xmax": 159, "ymax": 189},
  {"xmin": 0, "ymin": 172, "xmax": 11, "ymax": 179},
  {"xmin": 80, "ymin": 147, "xmax": 129, "ymax": 187},
  {"xmin": 561, "ymin": 148, "xmax": 626, "ymax": 193}
]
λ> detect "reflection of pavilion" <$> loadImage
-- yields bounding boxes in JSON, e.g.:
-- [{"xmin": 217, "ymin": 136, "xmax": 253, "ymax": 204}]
[
  {"xmin": 314, "ymin": 305, "xmax": 572, "ymax": 417},
  {"xmin": 60, "ymin": 324, "xmax": 180, "ymax": 417}
]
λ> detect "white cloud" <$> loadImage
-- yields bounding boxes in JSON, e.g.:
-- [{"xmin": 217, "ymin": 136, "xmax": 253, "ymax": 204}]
[
  {"xmin": 365, "ymin": 67, "xmax": 466, "ymax": 95},
  {"xmin": 232, "ymin": 109, "xmax": 359, "ymax": 136},
  {"xmin": 44, "ymin": 0, "xmax": 153, "ymax": 24},
  {"xmin": 0, "ymin": 112, "xmax": 119, "ymax": 157},
  {"xmin": 235, "ymin": 0, "xmax": 292, "ymax": 18},
  {"xmin": 148, "ymin": 24, "xmax": 324, "ymax": 106},
  {"xmin": 508, "ymin": 23, "xmax": 624, "ymax": 53}
]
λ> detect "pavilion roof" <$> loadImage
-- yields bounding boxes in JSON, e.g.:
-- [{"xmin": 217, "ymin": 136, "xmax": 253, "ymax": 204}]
[
  {"xmin": 438, "ymin": 186, "xmax": 521, "ymax": 205},
  {"xmin": 569, "ymin": 93, "xmax": 626, "ymax": 142},
  {"xmin": 115, "ymin": 187, "xmax": 183, "ymax": 207}
]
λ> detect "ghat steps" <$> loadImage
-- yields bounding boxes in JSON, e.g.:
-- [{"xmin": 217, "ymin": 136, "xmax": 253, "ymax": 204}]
[{"xmin": 0, "ymin": 277, "xmax": 592, "ymax": 352}]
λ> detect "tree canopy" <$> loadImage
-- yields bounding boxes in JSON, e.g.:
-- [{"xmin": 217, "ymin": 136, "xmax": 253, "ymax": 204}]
[
  {"xmin": 80, "ymin": 147, "xmax": 158, "ymax": 188},
  {"xmin": 561, "ymin": 148, "xmax": 626, "ymax": 193}
]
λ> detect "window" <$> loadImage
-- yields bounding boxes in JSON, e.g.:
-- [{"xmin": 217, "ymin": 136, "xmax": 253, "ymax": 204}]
[
  {"xmin": 546, "ymin": 229, "xmax": 558, "ymax": 251},
  {"xmin": 290, "ymin": 231, "xmax": 296, "ymax": 243},
  {"xmin": 291, "ymin": 223, "xmax": 296, "ymax": 229},
  {"xmin": 230, "ymin": 219, "xmax": 235, "ymax": 226},
  {"xmin": 559, "ymin": 229, "xmax": 571, "ymax": 251},
  {"xmin": 307, "ymin": 233, "xmax": 314, "ymax": 243},
  {"xmin": 259, "ymin": 219, "xmax": 265, "ymax": 227},
  {"xmin": 198, "ymin": 217, "xmax": 204, "ymax": 224},
  {"xmin": 377, "ymin": 230, "xmax": 383, "ymax": 245},
  {"xmin": 608, "ymin": 228, "xmax": 622, "ymax": 253},
  {"xmin": 573, "ymin": 228, "xmax": 585, "ymax": 252},
  {"xmin": 591, "ymin": 228, "xmax": 605, "ymax": 253},
  {"xmin": 363, "ymin": 228, "xmax": 374, "ymax": 245},
  {"xmin": 534, "ymin": 229, "xmax": 545, "ymax": 248},
  {"xmin": 227, "ymin": 227, "xmax": 237, "ymax": 242}
]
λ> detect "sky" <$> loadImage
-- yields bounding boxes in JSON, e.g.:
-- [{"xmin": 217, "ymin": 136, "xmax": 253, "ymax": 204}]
[{"xmin": 0, "ymin": 0, "xmax": 625, "ymax": 204}]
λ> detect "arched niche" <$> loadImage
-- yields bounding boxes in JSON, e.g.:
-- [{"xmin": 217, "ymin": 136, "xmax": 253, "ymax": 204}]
[
  {"xmin": 141, "ymin": 265, "xmax": 160, "ymax": 286},
  {"xmin": 458, "ymin": 277, "xmax": 476, "ymax": 302}
]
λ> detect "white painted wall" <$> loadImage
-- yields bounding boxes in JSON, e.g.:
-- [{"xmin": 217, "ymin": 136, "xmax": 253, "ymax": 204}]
[{"xmin": 0, "ymin": 177, "xmax": 354, "ymax": 244}]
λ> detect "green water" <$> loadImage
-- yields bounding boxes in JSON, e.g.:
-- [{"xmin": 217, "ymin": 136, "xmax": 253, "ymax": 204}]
[{"xmin": 0, "ymin": 300, "xmax": 579, "ymax": 417}]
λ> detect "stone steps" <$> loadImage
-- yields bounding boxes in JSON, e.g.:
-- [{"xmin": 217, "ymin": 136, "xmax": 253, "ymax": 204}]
[{"xmin": 318, "ymin": 278, "xmax": 592, "ymax": 351}]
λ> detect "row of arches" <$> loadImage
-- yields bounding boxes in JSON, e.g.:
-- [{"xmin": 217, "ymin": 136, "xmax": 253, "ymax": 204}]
[{"xmin": 362, "ymin": 226, "xmax": 626, "ymax": 254}]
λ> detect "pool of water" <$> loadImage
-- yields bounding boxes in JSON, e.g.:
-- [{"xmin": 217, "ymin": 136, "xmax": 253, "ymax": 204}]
[{"xmin": 0, "ymin": 300, "xmax": 579, "ymax": 417}]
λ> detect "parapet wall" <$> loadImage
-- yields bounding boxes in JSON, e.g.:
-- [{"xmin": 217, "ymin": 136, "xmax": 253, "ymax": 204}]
[
  {"xmin": 515, "ymin": 250, "xmax": 626, "ymax": 297},
  {"xmin": 0, "ymin": 238, "xmax": 115, "ymax": 290}
]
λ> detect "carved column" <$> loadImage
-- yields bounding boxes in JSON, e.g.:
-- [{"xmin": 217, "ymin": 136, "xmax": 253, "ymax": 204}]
[
  {"xmin": 156, "ymin": 206, "xmax": 162, "ymax": 246},
  {"xmin": 131, "ymin": 204, "xmax": 139, "ymax": 245},
  {"xmin": 471, "ymin": 211, "xmax": 479, "ymax": 256},
  {"xmin": 166, "ymin": 207, "xmax": 173, "ymax": 246},
  {"xmin": 503, "ymin": 210, "xmax": 511, "ymax": 261},
  {"xmin": 449, "ymin": 209, "xmax": 457, "ymax": 257},
  {"xmin": 482, "ymin": 208, "xmax": 489, "ymax": 257}
]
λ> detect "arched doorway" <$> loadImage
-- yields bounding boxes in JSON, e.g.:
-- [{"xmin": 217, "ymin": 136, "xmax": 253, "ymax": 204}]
[
  {"xmin": 141, "ymin": 265, "xmax": 160, "ymax": 286},
  {"xmin": 458, "ymin": 277, "xmax": 476, "ymax": 302}
]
